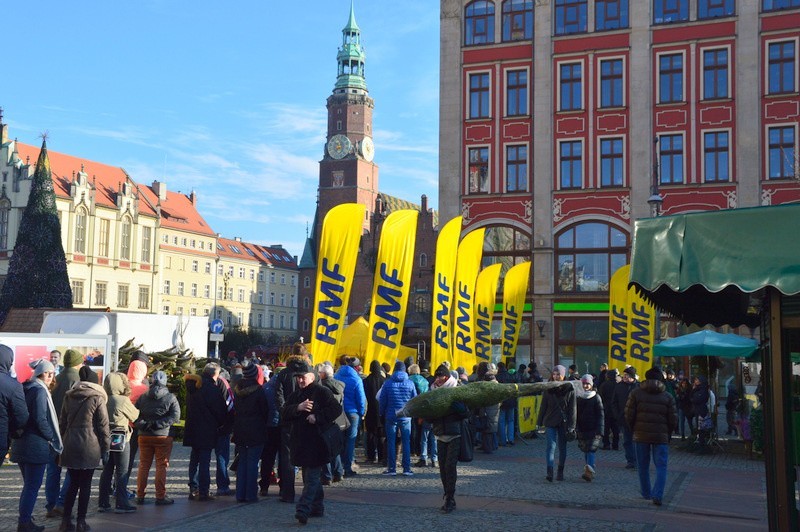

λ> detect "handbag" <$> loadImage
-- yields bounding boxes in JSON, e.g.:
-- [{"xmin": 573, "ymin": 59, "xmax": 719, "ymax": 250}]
[
  {"xmin": 458, "ymin": 419, "xmax": 474, "ymax": 463},
  {"xmin": 110, "ymin": 428, "xmax": 127, "ymax": 452},
  {"xmin": 319, "ymin": 421, "xmax": 343, "ymax": 460}
]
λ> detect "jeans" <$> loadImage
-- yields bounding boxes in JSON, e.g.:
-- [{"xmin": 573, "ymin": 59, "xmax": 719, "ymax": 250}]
[
  {"xmin": 18, "ymin": 462, "xmax": 47, "ymax": 524},
  {"xmin": 385, "ymin": 417, "xmax": 412, "ymax": 473},
  {"xmin": 437, "ymin": 437, "xmax": 459, "ymax": 498},
  {"xmin": 584, "ymin": 451, "xmax": 596, "ymax": 469},
  {"xmin": 498, "ymin": 408, "xmax": 515, "ymax": 444},
  {"xmin": 99, "ymin": 443, "xmax": 131, "ymax": 508},
  {"xmin": 189, "ymin": 447, "xmax": 213, "ymax": 495},
  {"xmin": 259, "ymin": 426, "xmax": 281, "ymax": 493},
  {"xmin": 235, "ymin": 444, "xmax": 263, "ymax": 502},
  {"xmin": 45, "ymin": 452, "xmax": 69, "ymax": 510},
  {"xmin": 63, "ymin": 468, "xmax": 94, "ymax": 521},
  {"xmin": 545, "ymin": 425, "xmax": 567, "ymax": 469},
  {"xmin": 678, "ymin": 407, "xmax": 689, "ymax": 438},
  {"xmin": 296, "ymin": 466, "xmax": 324, "ymax": 518},
  {"xmin": 137, "ymin": 436, "xmax": 173, "ymax": 499},
  {"xmin": 342, "ymin": 412, "xmax": 360, "ymax": 473},
  {"xmin": 622, "ymin": 425, "xmax": 636, "ymax": 465},
  {"xmin": 420, "ymin": 421, "xmax": 437, "ymax": 462},
  {"xmin": 215, "ymin": 433, "xmax": 231, "ymax": 491},
  {"xmin": 635, "ymin": 442, "xmax": 669, "ymax": 501}
]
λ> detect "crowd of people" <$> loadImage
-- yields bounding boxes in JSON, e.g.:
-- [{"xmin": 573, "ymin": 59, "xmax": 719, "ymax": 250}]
[{"xmin": 0, "ymin": 341, "xmax": 746, "ymax": 530}]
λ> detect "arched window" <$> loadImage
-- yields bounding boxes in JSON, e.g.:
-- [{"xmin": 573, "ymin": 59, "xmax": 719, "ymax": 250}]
[
  {"xmin": 0, "ymin": 199, "xmax": 11, "ymax": 250},
  {"xmin": 303, "ymin": 297, "xmax": 309, "ymax": 309},
  {"xmin": 419, "ymin": 253, "xmax": 428, "ymax": 268},
  {"xmin": 465, "ymin": 1, "xmax": 495, "ymax": 45},
  {"xmin": 302, "ymin": 319, "xmax": 310, "ymax": 333},
  {"xmin": 556, "ymin": 222, "xmax": 628, "ymax": 292},
  {"xmin": 482, "ymin": 225, "xmax": 531, "ymax": 292},
  {"xmin": 502, "ymin": 0, "xmax": 533, "ymax": 41},
  {"xmin": 120, "ymin": 217, "xmax": 132, "ymax": 260},
  {"xmin": 73, "ymin": 208, "xmax": 87, "ymax": 254}
]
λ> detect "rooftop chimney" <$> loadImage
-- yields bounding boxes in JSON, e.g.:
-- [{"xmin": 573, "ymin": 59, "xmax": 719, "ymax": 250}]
[
  {"xmin": 152, "ymin": 180, "xmax": 167, "ymax": 201},
  {"xmin": 0, "ymin": 107, "xmax": 7, "ymax": 145},
  {"xmin": 421, "ymin": 194, "xmax": 428, "ymax": 212},
  {"xmin": 189, "ymin": 190, "xmax": 197, "ymax": 205}
]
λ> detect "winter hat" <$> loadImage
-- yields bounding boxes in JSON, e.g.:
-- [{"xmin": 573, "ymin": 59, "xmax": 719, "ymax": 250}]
[
  {"xmin": 0, "ymin": 344, "xmax": 14, "ymax": 371},
  {"xmin": 434, "ymin": 364, "xmax": 450, "ymax": 378},
  {"xmin": 242, "ymin": 362, "xmax": 259, "ymax": 380},
  {"xmin": 293, "ymin": 360, "xmax": 312, "ymax": 376},
  {"xmin": 580, "ymin": 374, "xmax": 594, "ymax": 385},
  {"xmin": 151, "ymin": 370, "xmax": 168, "ymax": 387},
  {"xmin": 645, "ymin": 367, "xmax": 664, "ymax": 381},
  {"xmin": 131, "ymin": 350, "xmax": 151, "ymax": 366},
  {"xmin": 393, "ymin": 361, "xmax": 406, "ymax": 373},
  {"xmin": 64, "ymin": 349, "xmax": 84, "ymax": 368},
  {"xmin": 553, "ymin": 365, "xmax": 566, "ymax": 378},
  {"xmin": 79, "ymin": 365, "xmax": 99, "ymax": 384},
  {"xmin": 29, "ymin": 359, "xmax": 55, "ymax": 380},
  {"xmin": 623, "ymin": 366, "xmax": 637, "ymax": 379}
]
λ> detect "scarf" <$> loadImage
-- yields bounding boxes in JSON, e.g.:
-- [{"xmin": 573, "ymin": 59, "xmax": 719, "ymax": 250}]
[
  {"xmin": 35, "ymin": 378, "xmax": 63, "ymax": 454},
  {"xmin": 577, "ymin": 389, "xmax": 596, "ymax": 400}
]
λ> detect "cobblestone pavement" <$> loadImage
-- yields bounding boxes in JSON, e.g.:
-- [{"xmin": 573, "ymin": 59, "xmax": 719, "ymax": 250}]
[{"xmin": 0, "ymin": 433, "xmax": 768, "ymax": 532}]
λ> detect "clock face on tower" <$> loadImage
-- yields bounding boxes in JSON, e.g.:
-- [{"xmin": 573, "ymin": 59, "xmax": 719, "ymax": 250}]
[
  {"xmin": 359, "ymin": 136, "xmax": 375, "ymax": 162},
  {"xmin": 327, "ymin": 134, "xmax": 352, "ymax": 160}
]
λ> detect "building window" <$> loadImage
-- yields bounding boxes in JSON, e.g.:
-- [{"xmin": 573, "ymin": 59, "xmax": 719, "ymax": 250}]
[
  {"xmin": 138, "ymin": 286, "xmax": 149, "ymax": 309},
  {"xmin": 250, "ymin": 269, "xmax": 255, "ymax": 280},
  {"xmin": 556, "ymin": 222, "xmax": 628, "ymax": 292},
  {"xmin": 118, "ymin": 284, "xmax": 129, "ymax": 308},
  {"xmin": 768, "ymin": 41, "xmax": 796, "ymax": 95},
  {"xmin": 95, "ymin": 282, "xmax": 107, "ymax": 306},
  {"xmin": 205, "ymin": 262, "xmax": 211, "ymax": 274},
  {"xmin": 203, "ymin": 308, "xmax": 209, "ymax": 316},
  {"xmin": 703, "ymin": 49, "xmax": 728, "ymax": 99},
  {"xmin": 280, "ymin": 293, "xmax": 286, "ymax": 306},
  {"xmin": 303, "ymin": 319, "xmax": 309, "ymax": 333},
  {"xmin": 483, "ymin": 226, "xmax": 531, "ymax": 288},
  {"xmin": 120, "ymin": 218, "xmax": 131, "ymax": 260},
  {"xmin": 304, "ymin": 276, "xmax": 310, "ymax": 288},
  {"xmin": 281, "ymin": 274, "xmax": 286, "ymax": 285},
  {"xmin": 190, "ymin": 308, "xmax": 197, "ymax": 317},
  {"xmin": 291, "ymin": 294, "xmax": 296, "ymax": 307},
  {"xmin": 559, "ymin": 141, "xmax": 583, "ymax": 189},
  {"xmin": 218, "ymin": 264, "xmax": 224, "ymax": 275},
  {"xmin": 217, "ymin": 286, "xmax": 223, "ymax": 300},
  {"xmin": 596, "ymin": 0, "xmax": 628, "ymax": 30},
  {"xmin": 238, "ymin": 288, "xmax": 245, "ymax": 302},
  {"xmin": 703, "ymin": 131, "xmax": 730, "ymax": 182},
  {"xmin": 556, "ymin": 318, "xmax": 610, "ymax": 377},
  {"xmin": 270, "ymin": 292, "xmax": 275, "ymax": 305},
  {"xmin": 465, "ymin": 1, "xmax": 495, "ymax": 45},
  {"xmin": 227, "ymin": 287, "xmax": 233, "ymax": 300},
  {"xmin": 654, "ymin": 0, "xmax": 689, "ymax": 24},
  {"xmin": 506, "ymin": 70, "xmax": 528, "ymax": 116},
  {"xmin": 658, "ymin": 53, "xmax": 683, "ymax": 104},
  {"xmin": 164, "ymin": 280, "xmax": 171, "ymax": 295},
  {"xmin": 280, "ymin": 315, "xmax": 285, "ymax": 329},
  {"xmin": 763, "ymin": 0, "xmax": 800, "ymax": 10},
  {"xmin": 468, "ymin": 147, "xmax": 490, "ymax": 194},
  {"xmin": 599, "ymin": 58, "xmax": 623, "ymax": 108},
  {"xmin": 204, "ymin": 285, "xmax": 210, "ymax": 298},
  {"xmin": 270, "ymin": 272, "xmax": 276, "ymax": 283},
  {"xmin": 502, "ymin": 0, "xmax": 533, "ymax": 41},
  {"xmin": 554, "ymin": 0, "xmax": 587, "ymax": 35},
  {"xmin": 72, "ymin": 280, "xmax": 84, "ymax": 305},
  {"xmin": 163, "ymin": 306, "xmax": 171, "ymax": 316},
  {"xmin": 698, "ymin": 0, "xmax": 734, "ymax": 18},
  {"xmin": 257, "ymin": 314, "xmax": 263, "ymax": 327},
  {"xmin": 191, "ymin": 283, "xmax": 198, "ymax": 297},
  {"xmin": 291, "ymin": 276, "xmax": 296, "ymax": 286},
  {"xmin": 239, "ymin": 267, "xmax": 245, "ymax": 278},
  {"xmin": 291, "ymin": 316, "xmax": 295, "ymax": 329},
  {"xmin": 600, "ymin": 138, "xmax": 624, "ymax": 187},
  {"xmin": 303, "ymin": 297, "xmax": 310, "ymax": 309},
  {"xmin": 259, "ymin": 271, "xmax": 265, "ymax": 282},
  {"xmin": 420, "ymin": 253, "xmax": 428, "ymax": 268},
  {"xmin": 177, "ymin": 281, "xmax": 185, "ymax": 296},
  {"xmin": 469, "ymin": 73, "xmax": 491, "ymax": 119},
  {"xmin": 559, "ymin": 63, "xmax": 582, "ymax": 111},
  {"xmin": 141, "ymin": 226, "xmax": 151, "ymax": 263},
  {"xmin": 270, "ymin": 314, "xmax": 275, "ymax": 328},
  {"xmin": 74, "ymin": 209, "xmax": 87, "ymax": 254},
  {"xmin": 659, "ymin": 134, "xmax": 684, "ymax": 184},
  {"xmin": 768, "ymin": 126, "xmax": 796, "ymax": 179},
  {"xmin": 506, "ymin": 144, "xmax": 528, "ymax": 192},
  {"xmin": 0, "ymin": 202, "xmax": 8, "ymax": 250},
  {"xmin": 98, "ymin": 219, "xmax": 110, "ymax": 257}
]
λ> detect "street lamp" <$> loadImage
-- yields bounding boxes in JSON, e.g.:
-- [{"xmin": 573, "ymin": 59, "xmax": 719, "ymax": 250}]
[{"xmin": 648, "ymin": 137, "xmax": 663, "ymax": 217}]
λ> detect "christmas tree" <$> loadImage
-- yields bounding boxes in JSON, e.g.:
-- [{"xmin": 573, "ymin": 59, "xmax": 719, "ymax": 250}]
[{"xmin": 0, "ymin": 137, "xmax": 72, "ymax": 324}]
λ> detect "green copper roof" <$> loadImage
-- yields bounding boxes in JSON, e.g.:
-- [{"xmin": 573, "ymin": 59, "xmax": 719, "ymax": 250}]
[
  {"xmin": 343, "ymin": 0, "xmax": 359, "ymax": 32},
  {"xmin": 335, "ymin": 1, "xmax": 367, "ymax": 92}
]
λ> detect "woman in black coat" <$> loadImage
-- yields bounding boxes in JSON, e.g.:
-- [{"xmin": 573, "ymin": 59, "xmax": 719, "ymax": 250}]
[
  {"xmin": 362, "ymin": 360, "xmax": 386, "ymax": 464},
  {"xmin": 575, "ymin": 375, "xmax": 604, "ymax": 482},
  {"xmin": 232, "ymin": 363, "xmax": 269, "ymax": 503}
]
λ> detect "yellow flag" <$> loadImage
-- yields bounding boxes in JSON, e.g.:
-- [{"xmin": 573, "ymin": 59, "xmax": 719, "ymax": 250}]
[
  {"xmin": 608, "ymin": 264, "xmax": 656, "ymax": 378},
  {"xmin": 473, "ymin": 263, "xmax": 502, "ymax": 366},
  {"xmin": 501, "ymin": 261, "xmax": 530, "ymax": 364},
  {"xmin": 430, "ymin": 216, "xmax": 462, "ymax": 371},
  {"xmin": 366, "ymin": 210, "xmax": 419, "ymax": 367},
  {"xmin": 311, "ymin": 204, "xmax": 366, "ymax": 363},
  {"xmin": 517, "ymin": 395, "xmax": 542, "ymax": 434},
  {"xmin": 451, "ymin": 228, "xmax": 485, "ymax": 371}
]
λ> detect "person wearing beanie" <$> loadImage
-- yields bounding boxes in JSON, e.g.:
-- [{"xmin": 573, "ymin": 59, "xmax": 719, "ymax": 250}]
[
  {"xmin": 598, "ymin": 369, "xmax": 621, "ymax": 450},
  {"xmin": 273, "ymin": 355, "xmax": 312, "ymax": 503},
  {"xmin": 232, "ymin": 362, "xmax": 269, "ymax": 503},
  {"xmin": 63, "ymin": 349, "xmax": 84, "ymax": 370},
  {"xmin": 98, "ymin": 372, "xmax": 139, "ymax": 514},
  {"xmin": 378, "ymin": 359, "xmax": 418, "ymax": 476},
  {"xmin": 134, "ymin": 371, "xmax": 180, "ymax": 506},
  {"xmin": 11, "ymin": 359, "xmax": 57, "ymax": 532},
  {"xmin": 130, "ymin": 351, "xmax": 150, "ymax": 367},
  {"xmin": 333, "ymin": 355, "xmax": 366, "ymax": 478},
  {"xmin": 625, "ymin": 366, "xmax": 678, "ymax": 506},
  {"xmin": 576, "ymin": 374, "xmax": 604, "ymax": 482},
  {"xmin": 613, "ymin": 366, "xmax": 640, "ymax": 469},
  {"xmin": 429, "ymin": 363, "xmax": 464, "ymax": 513},
  {"xmin": 125, "ymin": 357, "xmax": 150, "ymax": 489},
  {"xmin": 78, "ymin": 365, "xmax": 99, "ymax": 384},
  {"xmin": 362, "ymin": 360, "xmax": 386, "ymax": 465},
  {"xmin": 537, "ymin": 364, "xmax": 576, "ymax": 482},
  {"xmin": 567, "ymin": 364, "xmax": 580, "ymax": 381}
]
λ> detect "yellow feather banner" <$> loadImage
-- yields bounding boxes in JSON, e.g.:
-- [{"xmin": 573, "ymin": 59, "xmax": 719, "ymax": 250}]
[
  {"xmin": 310, "ymin": 203, "xmax": 366, "ymax": 363},
  {"xmin": 365, "ymin": 210, "xmax": 419, "ymax": 367},
  {"xmin": 473, "ymin": 263, "xmax": 502, "ymax": 366},
  {"xmin": 451, "ymin": 228, "xmax": 485, "ymax": 371},
  {"xmin": 501, "ymin": 261, "xmax": 530, "ymax": 364},
  {"xmin": 608, "ymin": 264, "xmax": 656, "ymax": 378},
  {"xmin": 430, "ymin": 216, "xmax": 462, "ymax": 372}
]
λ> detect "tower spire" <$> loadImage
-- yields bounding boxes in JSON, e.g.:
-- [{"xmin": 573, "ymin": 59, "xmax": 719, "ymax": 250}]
[{"xmin": 335, "ymin": 0, "xmax": 367, "ymax": 94}]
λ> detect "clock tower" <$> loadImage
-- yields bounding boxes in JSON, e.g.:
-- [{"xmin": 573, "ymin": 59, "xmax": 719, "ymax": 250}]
[{"xmin": 318, "ymin": 1, "xmax": 378, "ymax": 235}]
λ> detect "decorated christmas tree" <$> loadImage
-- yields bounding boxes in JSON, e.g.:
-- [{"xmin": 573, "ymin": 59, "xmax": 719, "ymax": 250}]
[{"xmin": 0, "ymin": 137, "xmax": 72, "ymax": 324}]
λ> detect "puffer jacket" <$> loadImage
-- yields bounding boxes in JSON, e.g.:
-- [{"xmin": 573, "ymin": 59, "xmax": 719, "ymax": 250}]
[
  {"xmin": 537, "ymin": 383, "xmax": 576, "ymax": 431},
  {"xmin": 232, "ymin": 378, "xmax": 269, "ymax": 446},
  {"xmin": 11, "ymin": 379, "xmax": 60, "ymax": 464},
  {"xmin": 576, "ymin": 391, "xmax": 605, "ymax": 439},
  {"xmin": 183, "ymin": 373, "xmax": 227, "ymax": 449},
  {"xmin": 127, "ymin": 360, "xmax": 149, "ymax": 404},
  {"xmin": 334, "ymin": 364, "xmax": 366, "ymax": 416},
  {"xmin": 378, "ymin": 370, "xmax": 417, "ymax": 421},
  {"xmin": 263, "ymin": 374, "xmax": 281, "ymax": 428},
  {"xmin": 135, "ymin": 382, "xmax": 180, "ymax": 437},
  {"xmin": 625, "ymin": 379, "xmax": 678, "ymax": 444},
  {"xmin": 59, "ymin": 382, "xmax": 110, "ymax": 469},
  {"xmin": 104, "ymin": 372, "xmax": 139, "ymax": 441}
]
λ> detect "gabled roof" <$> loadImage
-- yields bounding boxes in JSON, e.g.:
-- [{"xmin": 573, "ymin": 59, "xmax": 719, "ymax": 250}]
[
  {"xmin": 15, "ymin": 142, "xmax": 158, "ymax": 218},
  {"xmin": 217, "ymin": 236, "xmax": 298, "ymax": 269},
  {"xmin": 139, "ymin": 185, "xmax": 215, "ymax": 237},
  {"xmin": 380, "ymin": 193, "xmax": 438, "ymax": 227}
]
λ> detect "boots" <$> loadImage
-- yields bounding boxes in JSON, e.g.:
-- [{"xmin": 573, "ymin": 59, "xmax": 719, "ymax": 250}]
[
  {"xmin": 17, "ymin": 521, "xmax": 45, "ymax": 532},
  {"xmin": 440, "ymin": 494, "xmax": 456, "ymax": 514},
  {"xmin": 76, "ymin": 519, "xmax": 91, "ymax": 532},
  {"xmin": 556, "ymin": 466, "xmax": 564, "ymax": 481},
  {"xmin": 546, "ymin": 467, "xmax": 553, "ymax": 482},
  {"xmin": 58, "ymin": 519, "xmax": 75, "ymax": 532},
  {"xmin": 582, "ymin": 464, "xmax": 595, "ymax": 482}
]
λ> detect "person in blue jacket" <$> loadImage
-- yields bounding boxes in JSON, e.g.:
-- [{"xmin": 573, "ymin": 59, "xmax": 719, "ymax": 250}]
[
  {"xmin": 333, "ymin": 357, "xmax": 366, "ymax": 477},
  {"xmin": 378, "ymin": 361, "xmax": 418, "ymax": 476}
]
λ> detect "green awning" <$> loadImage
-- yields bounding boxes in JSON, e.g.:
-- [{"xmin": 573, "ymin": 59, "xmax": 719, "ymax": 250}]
[{"xmin": 629, "ymin": 204, "xmax": 800, "ymax": 328}]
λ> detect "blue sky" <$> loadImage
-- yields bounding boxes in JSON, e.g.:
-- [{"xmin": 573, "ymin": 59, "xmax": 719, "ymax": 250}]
[{"xmin": 3, "ymin": 1, "xmax": 439, "ymax": 259}]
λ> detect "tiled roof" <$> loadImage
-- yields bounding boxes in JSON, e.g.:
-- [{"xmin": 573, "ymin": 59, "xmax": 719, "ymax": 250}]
[
  {"xmin": 139, "ymin": 185, "xmax": 216, "ymax": 237},
  {"xmin": 217, "ymin": 237, "xmax": 298, "ymax": 269},
  {"xmin": 15, "ymin": 142, "xmax": 158, "ymax": 217},
  {"xmin": 380, "ymin": 193, "xmax": 438, "ymax": 227}
]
